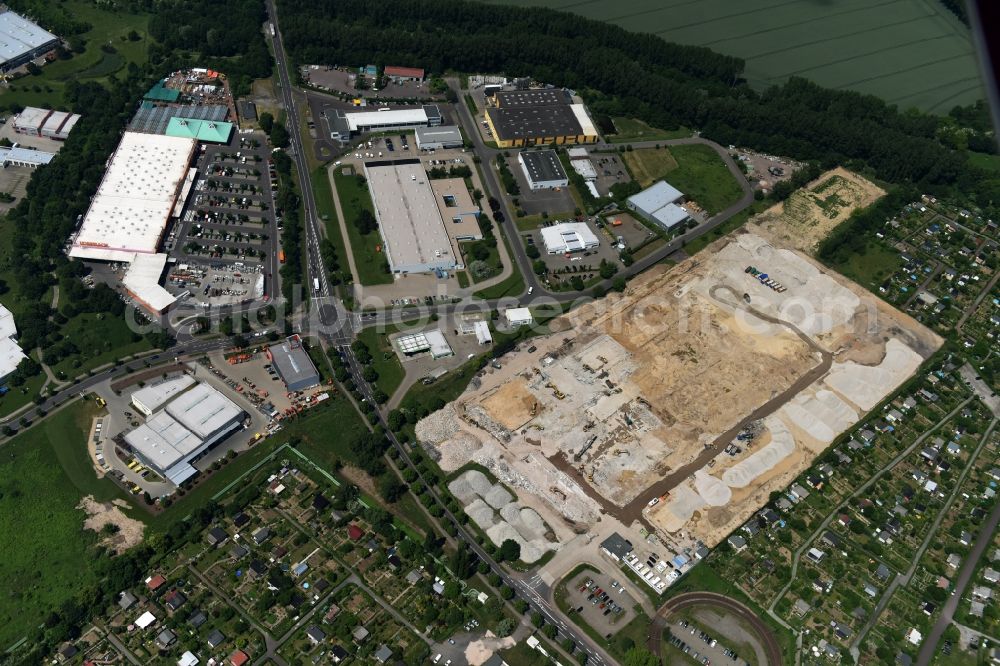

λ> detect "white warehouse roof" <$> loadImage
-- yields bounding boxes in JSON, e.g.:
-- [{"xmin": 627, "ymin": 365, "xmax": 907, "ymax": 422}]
[
  {"xmin": 70, "ymin": 132, "xmax": 197, "ymax": 262},
  {"xmin": 131, "ymin": 375, "xmax": 196, "ymax": 414},
  {"xmin": 346, "ymin": 108, "xmax": 427, "ymax": 131},
  {"xmin": 627, "ymin": 180, "xmax": 684, "ymax": 213},
  {"xmin": 474, "ymin": 320, "xmax": 492, "ymax": 345},
  {"xmin": 165, "ymin": 382, "xmax": 242, "ymax": 440},
  {"xmin": 650, "ymin": 202, "xmax": 690, "ymax": 230},
  {"xmin": 424, "ymin": 329, "xmax": 453, "ymax": 359},
  {"xmin": 12, "ymin": 106, "xmax": 50, "ymax": 131},
  {"xmin": 0, "ymin": 304, "xmax": 26, "ymax": 379},
  {"xmin": 122, "ymin": 253, "xmax": 178, "ymax": 313},
  {"xmin": 124, "ymin": 411, "xmax": 203, "ymax": 474},
  {"xmin": 541, "ymin": 222, "xmax": 599, "ymax": 254},
  {"xmin": 0, "ymin": 11, "xmax": 58, "ymax": 68},
  {"xmin": 505, "ymin": 307, "xmax": 533, "ymax": 325}
]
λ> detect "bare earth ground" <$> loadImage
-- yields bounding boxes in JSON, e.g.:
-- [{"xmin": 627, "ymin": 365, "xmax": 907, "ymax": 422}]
[
  {"xmin": 418, "ymin": 220, "xmax": 938, "ymax": 552},
  {"xmin": 751, "ymin": 167, "xmax": 885, "ymax": 253},
  {"xmin": 78, "ymin": 496, "xmax": 145, "ymax": 554}
]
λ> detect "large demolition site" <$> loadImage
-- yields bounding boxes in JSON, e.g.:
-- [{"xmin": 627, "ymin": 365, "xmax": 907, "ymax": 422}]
[{"xmin": 417, "ymin": 231, "xmax": 941, "ymax": 556}]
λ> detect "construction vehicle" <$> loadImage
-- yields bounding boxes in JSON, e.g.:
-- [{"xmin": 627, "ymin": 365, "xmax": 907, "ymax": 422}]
[
  {"xmin": 597, "ymin": 355, "xmax": 609, "ymax": 364},
  {"xmin": 614, "ymin": 449, "xmax": 626, "ymax": 456},
  {"xmin": 95, "ymin": 396, "xmax": 106, "ymax": 408},
  {"xmin": 530, "ymin": 401, "xmax": 538, "ymax": 416},
  {"xmin": 545, "ymin": 382, "xmax": 565, "ymax": 400}
]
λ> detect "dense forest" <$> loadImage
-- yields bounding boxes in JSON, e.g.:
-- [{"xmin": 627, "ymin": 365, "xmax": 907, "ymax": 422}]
[{"xmin": 276, "ymin": 0, "xmax": 999, "ymax": 215}]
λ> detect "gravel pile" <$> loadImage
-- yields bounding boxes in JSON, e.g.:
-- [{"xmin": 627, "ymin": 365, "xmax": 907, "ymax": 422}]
[
  {"xmin": 484, "ymin": 484, "xmax": 513, "ymax": 510},
  {"xmin": 466, "ymin": 498, "xmax": 496, "ymax": 530},
  {"xmin": 415, "ymin": 404, "xmax": 461, "ymax": 444}
]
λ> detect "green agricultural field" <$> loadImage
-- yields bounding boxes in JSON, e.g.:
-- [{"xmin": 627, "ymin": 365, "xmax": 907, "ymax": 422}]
[
  {"xmin": 479, "ymin": 0, "xmax": 983, "ymax": 113},
  {"xmin": 609, "ymin": 117, "xmax": 691, "ymax": 143},
  {"xmin": 331, "ymin": 167, "xmax": 393, "ymax": 285},
  {"xmin": 0, "ymin": 401, "xmax": 140, "ymax": 649},
  {"xmin": 0, "ymin": 1, "xmax": 150, "ymax": 108}
]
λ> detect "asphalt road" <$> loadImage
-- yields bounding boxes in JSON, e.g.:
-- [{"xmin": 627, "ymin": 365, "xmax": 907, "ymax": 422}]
[
  {"xmin": 266, "ymin": 0, "xmax": 352, "ymax": 345},
  {"xmin": 648, "ymin": 591, "xmax": 784, "ymax": 666},
  {"xmin": 0, "ymin": 337, "xmax": 229, "ymax": 432}
]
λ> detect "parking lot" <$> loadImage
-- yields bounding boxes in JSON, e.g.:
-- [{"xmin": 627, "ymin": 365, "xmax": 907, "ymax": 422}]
[
  {"xmin": 589, "ymin": 152, "xmax": 631, "ymax": 196},
  {"xmin": 667, "ymin": 618, "xmax": 749, "ymax": 666},
  {"xmin": 561, "ymin": 568, "xmax": 635, "ymax": 637},
  {"xmin": 168, "ymin": 130, "xmax": 279, "ymax": 305},
  {"xmin": 520, "ymin": 217, "xmax": 624, "ymax": 275},
  {"xmin": 301, "ymin": 65, "xmax": 438, "ymax": 100},
  {"xmin": 509, "ymin": 162, "xmax": 577, "ymax": 217}
]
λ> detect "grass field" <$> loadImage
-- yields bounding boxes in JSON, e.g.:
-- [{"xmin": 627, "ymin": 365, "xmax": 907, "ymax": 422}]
[
  {"xmin": 968, "ymin": 151, "xmax": 1000, "ymax": 173},
  {"xmin": 478, "ymin": 0, "xmax": 983, "ymax": 113},
  {"xmin": 0, "ymin": 1, "xmax": 150, "ymax": 108},
  {"xmin": 623, "ymin": 145, "xmax": 744, "ymax": 215},
  {"xmin": 821, "ymin": 240, "xmax": 904, "ymax": 291},
  {"xmin": 312, "ymin": 167, "xmax": 352, "ymax": 289},
  {"xmin": 609, "ymin": 117, "xmax": 692, "ymax": 143},
  {"xmin": 355, "ymin": 325, "xmax": 406, "ymax": 399},
  {"xmin": 48, "ymin": 313, "xmax": 153, "ymax": 378},
  {"xmin": 331, "ymin": 167, "xmax": 393, "ymax": 285},
  {"xmin": 0, "ymin": 401, "xmax": 138, "ymax": 648}
]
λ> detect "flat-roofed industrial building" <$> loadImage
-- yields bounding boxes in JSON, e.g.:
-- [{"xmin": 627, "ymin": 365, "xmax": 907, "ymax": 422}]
[
  {"xmin": 364, "ymin": 160, "xmax": 466, "ymax": 274},
  {"xmin": 131, "ymin": 375, "xmax": 196, "ymax": 416},
  {"xmin": 0, "ymin": 10, "xmax": 60, "ymax": 72},
  {"xmin": 68, "ymin": 131, "xmax": 197, "ymax": 314},
  {"xmin": 330, "ymin": 105, "xmax": 442, "ymax": 141},
  {"xmin": 626, "ymin": 180, "xmax": 692, "ymax": 231},
  {"xmin": 518, "ymin": 150, "xmax": 568, "ymax": 190},
  {"xmin": 123, "ymin": 380, "xmax": 244, "ymax": 485},
  {"xmin": 267, "ymin": 335, "xmax": 321, "ymax": 391},
  {"xmin": 70, "ymin": 132, "xmax": 197, "ymax": 262},
  {"xmin": 13, "ymin": 107, "xmax": 80, "ymax": 140},
  {"xmin": 430, "ymin": 178, "xmax": 482, "ymax": 243},
  {"xmin": 484, "ymin": 89, "xmax": 598, "ymax": 148},
  {"xmin": 0, "ymin": 146, "xmax": 54, "ymax": 168},
  {"xmin": 395, "ymin": 330, "xmax": 453, "ymax": 359},
  {"xmin": 414, "ymin": 125, "xmax": 463, "ymax": 150},
  {"xmin": 540, "ymin": 222, "xmax": 599, "ymax": 255}
]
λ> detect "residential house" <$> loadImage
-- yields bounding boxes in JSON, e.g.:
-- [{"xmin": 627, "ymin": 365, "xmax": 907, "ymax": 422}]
[
  {"xmin": 374, "ymin": 645, "xmax": 394, "ymax": 664},
  {"xmin": 353, "ymin": 626, "xmax": 370, "ymax": 643},
  {"xmin": 118, "ymin": 590, "xmax": 138, "ymax": 611},
  {"xmin": 207, "ymin": 527, "xmax": 228, "ymax": 546},
  {"xmin": 727, "ymin": 535, "xmax": 747, "ymax": 552},
  {"xmin": 252, "ymin": 527, "xmax": 271, "ymax": 545},
  {"xmin": 207, "ymin": 630, "xmax": 226, "ymax": 649},
  {"xmin": 229, "ymin": 650, "xmax": 250, "ymax": 666},
  {"xmin": 306, "ymin": 626, "xmax": 326, "ymax": 645},
  {"xmin": 156, "ymin": 628, "xmax": 177, "ymax": 649}
]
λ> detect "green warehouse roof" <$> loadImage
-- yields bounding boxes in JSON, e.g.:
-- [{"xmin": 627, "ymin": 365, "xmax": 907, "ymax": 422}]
[
  {"xmin": 165, "ymin": 117, "xmax": 234, "ymax": 143},
  {"xmin": 144, "ymin": 80, "xmax": 181, "ymax": 103}
]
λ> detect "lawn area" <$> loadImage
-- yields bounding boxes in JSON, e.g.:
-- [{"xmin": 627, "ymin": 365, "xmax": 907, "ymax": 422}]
[
  {"xmin": 0, "ymin": 371, "xmax": 47, "ymax": 419},
  {"xmin": 287, "ymin": 395, "xmax": 372, "ymax": 471},
  {"xmin": 331, "ymin": 167, "xmax": 393, "ymax": 285},
  {"xmin": 499, "ymin": 640, "xmax": 553, "ymax": 666},
  {"xmin": 355, "ymin": 325, "xmax": 406, "ymax": 399},
  {"xmin": 623, "ymin": 148, "xmax": 679, "ymax": 187},
  {"xmin": 0, "ymin": 1, "xmax": 150, "ymax": 108},
  {"xmin": 968, "ymin": 151, "xmax": 1000, "ymax": 173},
  {"xmin": 473, "ymin": 232, "xmax": 525, "ymax": 299},
  {"xmin": 0, "ymin": 401, "xmax": 139, "ymax": 649},
  {"xmin": 461, "ymin": 240, "xmax": 503, "ymax": 284},
  {"xmin": 312, "ymin": 166, "xmax": 352, "ymax": 287},
  {"xmin": 48, "ymin": 312, "xmax": 154, "ymax": 379},
  {"xmin": 823, "ymin": 240, "xmax": 904, "ymax": 291},
  {"xmin": 624, "ymin": 145, "xmax": 744, "ymax": 215},
  {"xmin": 608, "ymin": 117, "xmax": 692, "ymax": 143}
]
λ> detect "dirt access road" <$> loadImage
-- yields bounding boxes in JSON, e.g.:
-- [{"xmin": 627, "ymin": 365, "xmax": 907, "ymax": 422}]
[
  {"xmin": 547, "ymin": 283, "xmax": 833, "ymax": 528},
  {"xmin": 648, "ymin": 591, "xmax": 784, "ymax": 666}
]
